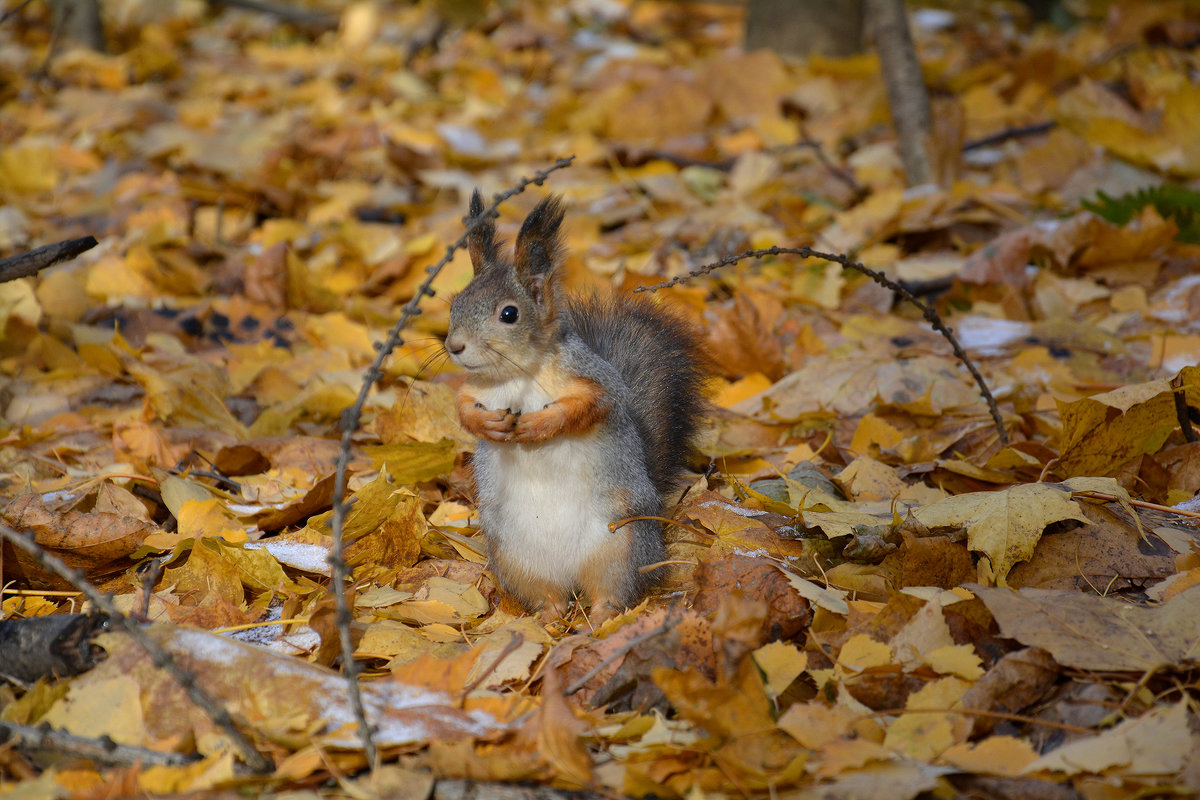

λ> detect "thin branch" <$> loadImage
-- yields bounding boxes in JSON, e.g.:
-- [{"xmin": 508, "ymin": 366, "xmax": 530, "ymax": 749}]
[
  {"xmin": 327, "ymin": 157, "xmax": 576, "ymax": 766},
  {"xmin": 0, "ymin": 236, "xmax": 97, "ymax": 284},
  {"xmin": 1072, "ymin": 491, "xmax": 1200, "ymax": 519},
  {"xmin": 636, "ymin": 246, "xmax": 1010, "ymax": 447},
  {"xmin": 793, "ymin": 126, "xmax": 866, "ymax": 199},
  {"xmin": 0, "ymin": 523, "xmax": 272, "ymax": 773},
  {"xmin": 460, "ymin": 634, "xmax": 525, "ymax": 698},
  {"xmin": 0, "ymin": 0, "xmax": 36, "ymax": 26},
  {"xmin": 565, "ymin": 616, "xmax": 674, "ymax": 695},
  {"xmin": 0, "ymin": 720, "xmax": 199, "ymax": 768},
  {"xmin": 962, "ymin": 121, "xmax": 1056, "ymax": 152}
]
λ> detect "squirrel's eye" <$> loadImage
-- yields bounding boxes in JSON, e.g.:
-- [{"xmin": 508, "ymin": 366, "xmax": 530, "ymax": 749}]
[{"xmin": 498, "ymin": 305, "xmax": 519, "ymax": 324}]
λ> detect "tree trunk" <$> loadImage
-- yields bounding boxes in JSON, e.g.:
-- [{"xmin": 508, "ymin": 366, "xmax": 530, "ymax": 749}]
[
  {"xmin": 745, "ymin": 0, "xmax": 865, "ymax": 58},
  {"xmin": 49, "ymin": 0, "xmax": 105, "ymax": 51},
  {"xmin": 866, "ymin": 0, "xmax": 933, "ymax": 186}
]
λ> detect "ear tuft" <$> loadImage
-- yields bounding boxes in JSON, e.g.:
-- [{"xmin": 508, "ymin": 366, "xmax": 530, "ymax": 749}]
[
  {"xmin": 514, "ymin": 195, "xmax": 566, "ymax": 285},
  {"xmin": 466, "ymin": 189, "xmax": 499, "ymax": 271}
]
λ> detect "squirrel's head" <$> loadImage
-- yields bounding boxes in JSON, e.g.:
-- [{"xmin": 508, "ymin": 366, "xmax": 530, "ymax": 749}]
[{"xmin": 445, "ymin": 190, "xmax": 566, "ymax": 379}]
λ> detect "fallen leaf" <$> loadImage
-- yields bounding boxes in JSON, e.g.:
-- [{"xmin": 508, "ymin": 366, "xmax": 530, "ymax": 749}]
[
  {"xmin": 912, "ymin": 483, "xmax": 1090, "ymax": 585},
  {"xmin": 971, "ymin": 583, "xmax": 1200, "ymax": 671}
]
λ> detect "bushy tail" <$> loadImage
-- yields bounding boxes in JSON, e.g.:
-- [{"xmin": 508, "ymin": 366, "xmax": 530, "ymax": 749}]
[{"xmin": 565, "ymin": 295, "xmax": 708, "ymax": 495}]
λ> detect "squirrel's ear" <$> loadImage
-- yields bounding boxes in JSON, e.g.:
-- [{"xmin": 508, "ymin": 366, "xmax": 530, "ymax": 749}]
[
  {"xmin": 466, "ymin": 189, "xmax": 499, "ymax": 273},
  {"xmin": 514, "ymin": 195, "xmax": 565, "ymax": 302}
]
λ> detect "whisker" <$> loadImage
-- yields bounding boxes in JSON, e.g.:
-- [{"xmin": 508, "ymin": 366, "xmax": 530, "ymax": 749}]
[
  {"xmin": 392, "ymin": 350, "xmax": 453, "ymax": 420},
  {"xmin": 481, "ymin": 339, "xmax": 554, "ymax": 398}
]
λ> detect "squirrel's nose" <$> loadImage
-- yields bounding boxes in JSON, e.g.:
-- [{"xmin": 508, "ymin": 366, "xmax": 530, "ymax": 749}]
[{"xmin": 446, "ymin": 337, "xmax": 465, "ymax": 355}]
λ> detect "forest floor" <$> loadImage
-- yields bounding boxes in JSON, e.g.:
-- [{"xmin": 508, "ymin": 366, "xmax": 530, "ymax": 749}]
[{"xmin": 1, "ymin": 1, "xmax": 1200, "ymax": 797}]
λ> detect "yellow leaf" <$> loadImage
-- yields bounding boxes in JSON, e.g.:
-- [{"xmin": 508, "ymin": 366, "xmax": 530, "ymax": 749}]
[
  {"xmin": 85, "ymin": 253, "xmax": 158, "ymax": 301},
  {"xmin": 714, "ymin": 373, "xmax": 773, "ymax": 409},
  {"xmin": 139, "ymin": 752, "xmax": 235, "ymax": 794},
  {"xmin": 213, "ymin": 539, "xmax": 298, "ymax": 593},
  {"xmin": 812, "ymin": 737, "xmax": 893, "ymax": 778},
  {"xmin": 1058, "ymin": 79, "xmax": 1200, "ymax": 177},
  {"xmin": 161, "ymin": 540, "xmax": 246, "ymax": 607},
  {"xmin": 365, "ymin": 439, "xmax": 457, "ymax": 485},
  {"xmin": 1055, "ymin": 368, "xmax": 1200, "ymax": 477},
  {"xmin": 0, "ymin": 279, "xmax": 41, "ymax": 330},
  {"xmin": 941, "ymin": 736, "xmax": 1037, "ymax": 777},
  {"xmin": 884, "ymin": 712, "xmax": 955, "ymax": 761},
  {"xmin": 752, "ymin": 641, "xmax": 807, "ymax": 696},
  {"xmin": 907, "ymin": 676, "xmax": 971, "ymax": 710},
  {"xmin": 176, "ymin": 498, "xmax": 244, "ymax": 541},
  {"xmin": 302, "ymin": 311, "xmax": 374, "ymax": 360},
  {"xmin": 850, "ymin": 413, "xmax": 904, "ymax": 455},
  {"xmin": 836, "ymin": 456, "xmax": 907, "ymax": 501},
  {"xmin": 924, "ymin": 645, "xmax": 985, "ymax": 680},
  {"xmin": 837, "ymin": 634, "xmax": 892, "ymax": 672},
  {"xmin": 777, "ymin": 702, "xmax": 858, "ymax": 748},
  {"xmin": 911, "ymin": 483, "xmax": 1089, "ymax": 585},
  {"xmin": 0, "ymin": 139, "xmax": 56, "ymax": 194},
  {"xmin": 42, "ymin": 675, "xmax": 146, "ymax": 745}
]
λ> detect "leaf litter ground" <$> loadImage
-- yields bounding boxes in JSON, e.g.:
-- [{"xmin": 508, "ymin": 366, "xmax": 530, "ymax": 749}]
[{"xmin": 2, "ymin": 1, "xmax": 1200, "ymax": 797}]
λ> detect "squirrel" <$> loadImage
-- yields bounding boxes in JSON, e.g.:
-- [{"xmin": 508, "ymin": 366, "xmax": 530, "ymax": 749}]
[{"xmin": 444, "ymin": 190, "xmax": 707, "ymax": 621}]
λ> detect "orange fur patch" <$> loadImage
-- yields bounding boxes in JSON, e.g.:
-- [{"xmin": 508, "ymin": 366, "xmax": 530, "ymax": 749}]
[{"xmin": 512, "ymin": 377, "xmax": 607, "ymax": 442}]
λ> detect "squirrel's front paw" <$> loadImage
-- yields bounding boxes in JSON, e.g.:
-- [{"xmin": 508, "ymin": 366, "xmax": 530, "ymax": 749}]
[
  {"xmin": 461, "ymin": 403, "xmax": 519, "ymax": 441},
  {"xmin": 509, "ymin": 404, "xmax": 565, "ymax": 443}
]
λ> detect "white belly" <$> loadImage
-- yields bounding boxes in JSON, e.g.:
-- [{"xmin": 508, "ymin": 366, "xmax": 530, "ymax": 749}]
[{"xmin": 474, "ymin": 435, "xmax": 611, "ymax": 587}]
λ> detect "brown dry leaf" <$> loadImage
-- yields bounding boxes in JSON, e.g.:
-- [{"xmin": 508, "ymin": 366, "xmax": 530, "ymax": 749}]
[
  {"xmin": 748, "ymin": 355, "xmax": 980, "ymax": 423},
  {"xmin": 160, "ymin": 539, "xmax": 248, "ymax": 609},
  {"xmin": 971, "ymin": 583, "xmax": 1200, "ymax": 671},
  {"xmin": 683, "ymin": 494, "xmax": 785, "ymax": 555},
  {"xmin": 959, "ymin": 647, "xmax": 1059, "ymax": 737},
  {"xmin": 691, "ymin": 557, "xmax": 812, "ymax": 641},
  {"xmin": 530, "ymin": 668, "xmax": 593, "ymax": 787},
  {"xmin": 462, "ymin": 620, "xmax": 548, "ymax": 690},
  {"xmin": 256, "ymin": 473, "xmax": 335, "ymax": 532},
  {"xmin": 559, "ymin": 607, "xmax": 713, "ymax": 711},
  {"xmin": 1006, "ymin": 507, "xmax": 1172, "ymax": 592},
  {"xmin": 346, "ymin": 490, "xmax": 425, "ymax": 572},
  {"xmin": 706, "ymin": 293, "xmax": 788, "ymax": 381},
  {"xmin": 3, "ymin": 492, "xmax": 154, "ymax": 578}
]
